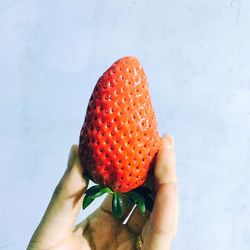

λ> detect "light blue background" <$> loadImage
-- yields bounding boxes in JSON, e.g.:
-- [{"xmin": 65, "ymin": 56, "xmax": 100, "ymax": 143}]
[{"xmin": 0, "ymin": 1, "xmax": 250, "ymax": 249}]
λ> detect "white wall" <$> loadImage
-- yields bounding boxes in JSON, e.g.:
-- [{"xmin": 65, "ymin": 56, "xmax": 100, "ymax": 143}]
[{"xmin": 0, "ymin": 1, "xmax": 249, "ymax": 249}]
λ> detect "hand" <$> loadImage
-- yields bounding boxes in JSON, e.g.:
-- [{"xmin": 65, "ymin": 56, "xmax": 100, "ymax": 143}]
[{"xmin": 27, "ymin": 134, "xmax": 178, "ymax": 250}]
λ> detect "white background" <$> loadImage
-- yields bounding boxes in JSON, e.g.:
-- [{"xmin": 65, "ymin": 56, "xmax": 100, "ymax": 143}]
[{"xmin": 0, "ymin": 1, "xmax": 250, "ymax": 249}]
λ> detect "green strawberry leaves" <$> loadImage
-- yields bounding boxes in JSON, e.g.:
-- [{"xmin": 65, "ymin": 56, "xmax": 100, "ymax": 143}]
[
  {"xmin": 82, "ymin": 195, "xmax": 95, "ymax": 209},
  {"xmin": 82, "ymin": 185, "xmax": 155, "ymax": 218},
  {"xmin": 126, "ymin": 191, "xmax": 146, "ymax": 215},
  {"xmin": 133, "ymin": 186, "xmax": 154, "ymax": 212},
  {"xmin": 82, "ymin": 185, "xmax": 112, "ymax": 209},
  {"xmin": 112, "ymin": 193, "xmax": 124, "ymax": 219},
  {"xmin": 85, "ymin": 185, "xmax": 112, "ymax": 198}
]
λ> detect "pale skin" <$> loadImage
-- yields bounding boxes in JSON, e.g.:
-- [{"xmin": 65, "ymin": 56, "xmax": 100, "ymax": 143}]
[{"xmin": 27, "ymin": 134, "xmax": 178, "ymax": 250}]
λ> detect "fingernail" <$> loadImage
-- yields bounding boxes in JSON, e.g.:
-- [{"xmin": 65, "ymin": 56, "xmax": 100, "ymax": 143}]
[
  {"xmin": 67, "ymin": 145, "xmax": 76, "ymax": 170},
  {"xmin": 162, "ymin": 132, "xmax": 169, "ymax": 138},
  {"xmin": 162, "ymin": 134, "xmax": 175, "ymax": 150}
]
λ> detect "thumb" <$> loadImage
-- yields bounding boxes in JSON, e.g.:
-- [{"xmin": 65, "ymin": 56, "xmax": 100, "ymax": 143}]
[
  {"xmin": 35, "ymin": 145, "xmax": 88, "ymax": 236},
  {"xmin": 142, "ymin": 135, "xmax": 178, "ymax": 249}
]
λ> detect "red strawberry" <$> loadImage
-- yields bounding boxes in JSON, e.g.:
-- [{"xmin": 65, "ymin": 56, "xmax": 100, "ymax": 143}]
[{"xmin": 79, "ymin": 56, "xmax": 160, "ymax": 217}]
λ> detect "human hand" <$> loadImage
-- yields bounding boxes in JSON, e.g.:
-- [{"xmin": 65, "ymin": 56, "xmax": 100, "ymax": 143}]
[{"xmin": 27, "ymin": 134, "xmax": 178, "ymax": 250}]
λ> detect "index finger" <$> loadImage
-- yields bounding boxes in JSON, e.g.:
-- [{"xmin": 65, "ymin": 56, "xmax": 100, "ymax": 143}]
[
  {"xmin": 144, "ymin": 134, "xmax": 178, "ymax": 246},
  {"xmin": 154, "ymin": 134, "xmax": 177, "ymax": 187}
]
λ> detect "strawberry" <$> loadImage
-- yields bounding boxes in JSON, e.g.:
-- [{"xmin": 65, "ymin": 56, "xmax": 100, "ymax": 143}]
[{"xmin": 79, "ymin": 56, "xmax": 160, "ymax": 218}]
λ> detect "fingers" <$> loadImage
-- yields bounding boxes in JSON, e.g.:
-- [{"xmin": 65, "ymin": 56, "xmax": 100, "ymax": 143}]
[
  {"xmin": 143, "ymin": 183, "xmax": 178, "ymax": 250},
  {"xmin": 33, "ymin": 145, "xmax": 88, "ymax": 237},
  {"xmin": 154, "ymin": 134, "xmax": 177, "ymax": 187},
  {"xmin": 149, "ymin": 183, "xmax": 178, "ymax": 238},
  {"xmin": 152, "ymin": 134, "xmax": 178, "ymax": 236},
  {"xmin": 143, "ymin": 134, "xmax": 178, "ymax": 248}
]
